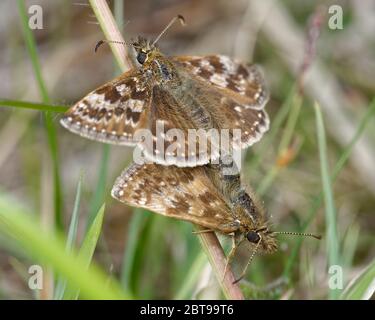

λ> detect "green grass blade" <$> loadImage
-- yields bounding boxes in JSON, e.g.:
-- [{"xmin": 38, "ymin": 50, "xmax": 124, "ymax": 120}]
[
  {"xmin": 126, "ymin": 212, "xmax": 155, "ymax": 296},
  {"xmin": 17, "ymin": 0, "xmax": 63, "ymax": 229},
  {"xmin": 331, "ymin": 98, "xmax": 375, "ymax": 180},
  {"xmin": 64, "ymin": 204, "xmax": 106, "ymax": 299},
  {"xmin": 54, "ymin": 174, "xmax": 83, "ymax": 299},
  {"xmin": 80, "ymin": 204, "xmax": 106, "ymax": 267},
  {"xmin": 120, "ymin": 210, "xmax": 149, "ymax": 294},
  {"xmin": 66, "ymin": 174, "xmax": 84, "ymax": 252},
  {"xmin": 86, "ymin": 145, "xmax": 110, "ymax": 229},
  {"xmin": 17, "ymin": 0, "xmax": 49, "ymax": 101},
  {"xmin": 314, "ymin": 103, "xmax": 339, "ymax": 299},
  {"xmin": 0, "ymin": 195, "xmax": 129, "ymax": 299},
  {"xmin": 247, "ymin": 85, "xmax": 296, "ymax": 172},
  {"xmin": 256, "ymin": 92, "xmax": 303, "ymax": 196},
  {"xmin": 341, "ymin": 259, "xmax": 375, "ymax": 300},
  {"xmin": 283, "ymin": 98, "xmax": 375, "ymax": 279},
  {"xmin": 277, "ymin": 93, "xmax": 302, "ymax": 154},
  {"xmin": 0, "ymin": 99, "xmax": 68, "ymax": 113},
  {"xmin": 174, "ymin": 252, "xmax": 207, "ymax": 299}
]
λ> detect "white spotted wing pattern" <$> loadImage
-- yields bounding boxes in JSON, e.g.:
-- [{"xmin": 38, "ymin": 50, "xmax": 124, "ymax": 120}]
[{"xmin": 61, "ymin": 38, "xmax": 270, "ymax": 166}]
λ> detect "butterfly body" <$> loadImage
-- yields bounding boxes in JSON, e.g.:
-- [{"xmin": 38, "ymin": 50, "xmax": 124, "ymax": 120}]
[{"xmin": 61, "ymin": 37, "xmax": 270, "ymax": 167}]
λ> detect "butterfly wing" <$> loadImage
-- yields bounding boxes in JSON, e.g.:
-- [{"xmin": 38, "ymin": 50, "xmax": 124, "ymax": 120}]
[
  {"xmin": 136, "ymin": 85, "xmax": 217, "ymax": 167},
  {"xmin": 111, "ymin": 162, "xmax": 237, "ymax": 233},
  {"xmin": 60, "ymin": 67, "xmax": 214, "ymax": 166},
  {"xmin": 61, "ymin": 54, "xmax": 270, "ymax": 164},
  {"xmin": 172, "ymin": 55, "xmax": 269, "ymax": 109},
  {"xmin": 172, "ymin": 55, "xmax": 270, "ymax": 149},
  {"xmin": 60, "ymin": 69, "xmax": 151, "ymax": 146}
]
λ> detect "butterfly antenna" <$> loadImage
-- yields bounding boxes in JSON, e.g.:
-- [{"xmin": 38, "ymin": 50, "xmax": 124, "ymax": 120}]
[
  {"xmin": 233, "ymin": 236, "xmax": 262, "ymax": 284},
  {"xmin": 273, "ymin": 231, "xmax": 322, "ymax": 240},
  {"xmin": 152, "ymin": 15, "xmax": 186, "ymax": 46},
  {"xmin": 94, "ymin": 40, "xmax": 127, "ymax": 53}
]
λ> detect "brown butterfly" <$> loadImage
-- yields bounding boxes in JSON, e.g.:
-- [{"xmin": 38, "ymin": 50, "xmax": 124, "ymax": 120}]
[
  {"xmin": 60, "ymin": 16, "xmax": 269, "ymax": 167},
  {"xmin": 111, "ymin": 157, "xmax": 320, "ymax": 282}
]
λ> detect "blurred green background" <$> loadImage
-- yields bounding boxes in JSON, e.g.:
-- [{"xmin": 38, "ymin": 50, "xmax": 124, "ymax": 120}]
[{"xmin": 0, "ymin": 0, "xmax": 374, "ymax": 299}]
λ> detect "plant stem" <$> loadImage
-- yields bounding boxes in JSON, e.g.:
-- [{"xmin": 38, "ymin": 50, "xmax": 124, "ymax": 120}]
[
  {"xmin": 196, "ymin": 227, "xmax": 244, "ymax": 300},
  {"xmin": 88, "ymin": 0, "xmax": 132, "ymax": 72}
]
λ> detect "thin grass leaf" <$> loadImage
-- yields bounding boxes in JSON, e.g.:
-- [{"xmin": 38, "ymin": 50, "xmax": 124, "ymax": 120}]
[
  {"xmin": 0, "ymin": 196, "xmax": 129, "ymax": 299},
  {"xmin": 247, "ymin": 80, "xmax": 296, "ymax": 172},
  {"xmin": 341, "ymin": 222, "xmax": 360, "ymax": 270},
  {"xmin": 120, "ymin": 209, "xmax": 149, "ymax": 294},
  {"xmin": 80, "ymin": 204, "xmax": 106, "ymax": 267},
  {"xmin": 86, "ymin": 145, "xmax": 110, "ymax": 229},
  {"xmin": 314, "ymin": 102, "xmax": 339, "ymax": 299},
  {"xmin": 174, "ymin": 252, "xmax": 207, "ymax": 299},
  {"xmin": 277, "ymin": 93, "xmax": 302, "ymax": 154},
  {"xmin": 63, "ymin": 203, "xmax": 106, "ymax": 299},
  {"xmin": 256, "ymin": 92, "xmax": 303, "ymax": 195},
  {"xmin": 66, "ymin": 174, "xmax": 84, "ymax": 251},
  {"xmin": 17, "ymin": 0, "xmax": 63, "ymax": 229},
  {"xmin": 331, "ymin": 98, "xmax": 375, "ymax": 180},
  {"xmin": 54, "ymin": 173, "xmax": 84, "ymax": 299},
  {"xmin": 283, "ymin": 98, "xmax": 375, "ymax": 279},
  {"xmin": 341, "ymin": 259, "xmax": 375, "ymax": 300},
  {"xmin": 17, "ymin": 0, "xmax": 49, "ymax": 101},
  {"xmin": 0, "ymin": 99, "xmax": 68, "ymax": 113},
  {"xmin": 129, "ymin": 212, "xmax": 155, "ymax": 296}
]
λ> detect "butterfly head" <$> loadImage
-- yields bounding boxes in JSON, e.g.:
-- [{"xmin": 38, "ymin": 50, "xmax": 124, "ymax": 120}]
[
  {"xmin": 132, "ymin": 15, "xmax": 185, "ymax": 66},
  {"xmin": 244, "ymin": 226, "xmax": 278, "ymax": 254},
  {"xmin": 132, "ymin": 36, "xmax": 161, "ymax": 65}
]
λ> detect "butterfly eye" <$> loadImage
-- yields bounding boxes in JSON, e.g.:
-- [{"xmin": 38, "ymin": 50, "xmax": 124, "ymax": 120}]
[
  {"xmin": 246, "ymin": 231, "xmax": 260, "ymax": 244},
  {"xmin": 137, "ymin": 51, "xmax": 147, "ymax": 64}
]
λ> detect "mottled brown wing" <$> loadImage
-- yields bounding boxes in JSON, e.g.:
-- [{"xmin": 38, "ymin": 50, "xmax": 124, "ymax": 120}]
[
  {"xmin": 172, "ymin": 55, "xmax": 270, "ymax": 149},
  {"xmin": 60, "ymin": 69, "xmax": 151, "ymax": 145},
  {"xmin": 172, "ymin": 55, "xmax": 269, "ymax": 110},
  {"xmin": 111, "ymin": 162, "xmax": 237, "ymax": 233},
  {"xmin": 137, "ymin": 85, "xmax": 216, "ymax": 167},
  {"xmin": 215, "ymin": 97, "xmax": 270, "ymax": 149}
]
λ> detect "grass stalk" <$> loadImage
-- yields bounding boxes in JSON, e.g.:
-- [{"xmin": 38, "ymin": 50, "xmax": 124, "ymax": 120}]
[
  {"xmin": 314, "ymin": 103, "xmax": 339, "ymax": 299},
  {"xmin": 17, "ymin": 0, "xmax": 63, "ymax": 230}
]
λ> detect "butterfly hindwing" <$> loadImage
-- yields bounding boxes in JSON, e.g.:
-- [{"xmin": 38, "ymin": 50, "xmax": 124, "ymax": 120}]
[
  {"xmin": 111, "ymin": 162, "xmax": 236, "ymax": 232},
  {"xmin": 172, "ymin": 55, "xmax": 269, "ymax": 109},
  {"xmin": 172, "ymin": 55, "xmax": 270, "ymax": 149}
]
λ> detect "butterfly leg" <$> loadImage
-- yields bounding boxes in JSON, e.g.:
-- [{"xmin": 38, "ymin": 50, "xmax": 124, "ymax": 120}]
[
  {"xmin": 233, "ymin": 237, "xmax": 262, "ymax": 284},
  {"xmin": 191, "ymin": 229, "xmax": 215, "ymax": 234},
  {"xmin": 222, "ymin": 234, "xmax": 244, "ymax": 283}
]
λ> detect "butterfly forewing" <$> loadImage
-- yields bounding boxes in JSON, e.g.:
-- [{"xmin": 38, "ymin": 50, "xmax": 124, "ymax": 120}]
[
  {"xmin": 60, "ymin": 70, "xmax": 151, "ymax": 145},
  {"xmin": 111, "ymin": 162, "xmax": 237, "ymax": 233},
  {"xmin": 61, "ymin": 50, "xmax": 270, "ymax": 166}
]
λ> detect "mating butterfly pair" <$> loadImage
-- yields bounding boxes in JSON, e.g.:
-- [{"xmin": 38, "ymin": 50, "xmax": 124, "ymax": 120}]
[{"xmin": 61, "ymin": 17, "xmax": 318, "ymax": 283}]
